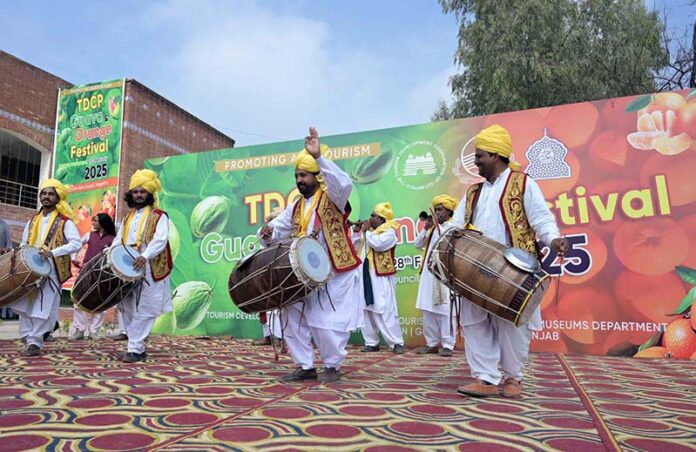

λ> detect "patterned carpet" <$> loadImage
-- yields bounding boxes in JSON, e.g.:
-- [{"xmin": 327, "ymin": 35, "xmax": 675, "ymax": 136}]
[{"xmin": 1, "ymin": 336, "xmax": 694, "ymax": 451}]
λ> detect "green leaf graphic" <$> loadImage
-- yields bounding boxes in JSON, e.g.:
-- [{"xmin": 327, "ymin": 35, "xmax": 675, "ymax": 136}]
[
  {"xmin": 674, "ymin": 286, "xmax": 696, "ymax": 315},
  {"xmin": 624, "ymin": 94, "xmax": 652, "ymax": 112},
  {"xmin": 675, "ymin": 266, "xmax": 696, "ymax": 286}
]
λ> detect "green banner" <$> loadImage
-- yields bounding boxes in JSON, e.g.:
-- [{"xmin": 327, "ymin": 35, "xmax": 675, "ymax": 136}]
[{"xmin": 53, "ymin": 79, "xmax": 124, "ymax": 287}]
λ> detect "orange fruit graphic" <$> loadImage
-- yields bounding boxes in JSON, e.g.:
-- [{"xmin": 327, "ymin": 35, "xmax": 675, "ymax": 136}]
[
  {"xmin": 652, "ymin": 132, "xmax": 693, "ymax": 156},
  {"xmin": 483, "ymin": 110, "xmax": 545, "ymax": 155},
  {"xmin": 545, "ymin": 102, "xmax": 599, "ymax": 149},
  {"xmin": 557, "ymin": 287, "xmax": 618, "ymax": 345},
  {"xmin": 674, "ymin": 101, "xmax": 696, "ymax": 139},
  {"xmin": 614, "ymin": 270, "xmax": 687, "ymax": 324},
  {"xmin": 677, "ymin": 214, "xmax": 696, "ymax": 269},
  {"xmin": 558, "ymin": 227, "xmax": 607, "ymax": 285},
  {"xmin": 662, "ymin": 317, "xmax": 696, "ymax": 359},
  {"xmin": 586, "ymin": 179, "xmax": 635, "ymax": 237},
  {"xmin": 588, "ymin": 129, "xmax": 630, "ymax": 170},
  {"xmin": 639, "ymin": 147, "xmax": 696, "ymax": 207},
  {"xmin": 613, "ymin": 218, "xmax": 689, "ymax": 276},
  {"xmin": 634, "ymin": 346, "xmax": 669, "ymax": 358},
  {"xmin": 600, "ymin": 97, "xmax": 638, "ymax": 131},
  {"xmin": 643, "ymin": 92, "xmax": 687, "ymax": 115}
]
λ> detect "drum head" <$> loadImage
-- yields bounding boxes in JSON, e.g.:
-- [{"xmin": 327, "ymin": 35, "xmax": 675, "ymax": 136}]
[
  {"xmin": 108, "ymin": 245, "xmax": 145, "ymax": 280},
  {"xmin": 503, "ymin": 247, "xmax": 540, "ymax": 273},
  {"xmin": 294, "ymin": 237, "xmax": 331, "ymax": 284},
  {"xmin": 22, "ymin": 246, "xmax": 52, "ymax": 276}
]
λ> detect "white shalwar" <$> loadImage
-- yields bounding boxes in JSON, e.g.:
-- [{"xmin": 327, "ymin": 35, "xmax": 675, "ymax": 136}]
[
  {"xmin": 260, "ymin": 156, "xmax": 362, "ymax": 371},
  {"xmin": 452, "ymin": 168, "xmax": 561, "ymax": 384},
  {"xmin": 354, "ymin": 229, "xmax": 404, "ymax": 348},
  {"xmin": 10, "ymin": 215, "xmax": 81, "ymax": 348},
  {"xmin": 414, "ymin": 220, "xmax": 457, "ymax": 350},
  {"xmin": 114, "ymin": 208, "xmax": 172, "ymax": 354}
]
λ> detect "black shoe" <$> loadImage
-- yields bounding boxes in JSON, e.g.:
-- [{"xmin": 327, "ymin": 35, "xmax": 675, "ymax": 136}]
[
  {"xmin": 252, "ymin": 336, "xmax": 272, "ymax": 346},
  {"xmin": 393, "ymin": 344, "xmax": 405, "ymax": 354},
  {"xmin": 361, "ymin": 345, "xmax": 380, "ymax": 352},
  {"xmin": 439, "ymin": 347, "xmax": 453, "ymax": 357},
  {"xmin": 416, "ymin": 346, "xmax": 439, "ymax": 355},
  {"xmin": 281, "ymin": 367, "xmax": 317, "ymax": 382},
  {"xmin": 320, "ymin": 367, "xmax": 341, "ymax": 383},
  {"xmin": 24, "ymin": 344, "xmax": 41, "ymax": 357},
  {"xmin": 110, "ymin": 333, "xmax": 128, "ymax": 341},
  {"xmin": 122, "ymin": 351, "xmax": 147, "ymax": 363}
]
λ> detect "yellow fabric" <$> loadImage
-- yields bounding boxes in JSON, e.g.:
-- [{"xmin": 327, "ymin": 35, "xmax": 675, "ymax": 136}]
[
  {"xmin": 128, "ymin": 169, "xmax": 162, "ymax": 207},
  {"xmin": 474, "ymin": 124, "xmax": 521, "ymax": 171},
  {"xmin": 298, "ymin": 189, "xmax": 320, "ymax": 237},
  {"xmin": 121, "ymin": 206, "xmax": 152, "ymax": 249},
  {"xmin": 27, "ymin": 210, "xmax": 58, "ymax": 249},
  {"xmin": 431, "ymin": 194, "xmax": 458, "ymax": 211},
  {"xmin": 39, "ymin": 178, "xmax": 74, "ymax": 220},
  {"xmin": 373, "ymin": 202, "xmax": 398, "ymax": 234},
  {"xmin": 294, "ymin": 144, "xmax": 330, "ymax": 173}
]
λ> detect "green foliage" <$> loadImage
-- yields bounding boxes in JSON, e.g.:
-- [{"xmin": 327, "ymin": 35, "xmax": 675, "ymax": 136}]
[{"xmin": 438, "ymin": 0, "xmax": 669, "ymax": 118}]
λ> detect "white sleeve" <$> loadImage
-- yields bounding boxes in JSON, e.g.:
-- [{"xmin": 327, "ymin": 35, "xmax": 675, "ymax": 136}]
[
  {"xmin": 71, "ymin": 232, "xmax": 90, "ymax": 260},
  {"xmin": 258, "ymin": 202, "xmax": 294, "ymax": 246},
  {"xmin": 524, "ymin": 178, "xmax": 560, "ymax": 246},
  {"xmin": 451, "ymin": 194, "xmax": 468, "ymax": 228},
  {"xmin": 51, "ymin": 220, "xmax": 83, "ymax": 257},
  {"xmin": 414, "ymin": 227, "xmax": 429, "ymax": 249},
  {"xmin": 113, "ymin": 220, "xmax": 125, "ymax": 248},
  {"xmin": 141, "ymin": 214, "xmax": 169, "ymax": 260},
  {"xmin": 317, "ymin": 157, "xmax": 352, "ymax": 213},
  {"xmin": 365, "ymin": 228, "xmax": 397, "ymax": 252}
]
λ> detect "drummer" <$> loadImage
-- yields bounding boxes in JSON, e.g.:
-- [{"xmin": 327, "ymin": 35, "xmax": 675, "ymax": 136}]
[
  {"xmin": 114, "ymin": 169, "xmax": 173, "ymax": 363},
  {"xmin": 10, "ymin": 179, "xmax": 81, "ymax": 356},
  {"xmin": 414, "ymin": 194, "xmax": 459, "ymax": 357},
  {"xmin": 69, "ymin": 213, "xmax": 117, "ymax": 340},
  {"xmin": 259, "ymin": 127, "xmax": 362, "ymax": 384},
  {"xmin": 451, "ymin": 124, "xmax": 568, "ymax": 398}
]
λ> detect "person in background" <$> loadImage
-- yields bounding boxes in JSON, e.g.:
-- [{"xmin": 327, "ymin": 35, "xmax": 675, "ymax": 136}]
[{"xmin": 0, "ymin": 218, "xmax": 13, "ymax": 254}]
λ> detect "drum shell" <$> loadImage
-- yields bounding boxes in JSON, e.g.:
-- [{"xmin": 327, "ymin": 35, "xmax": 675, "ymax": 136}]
[
  {"xmin": 228, "ymin": 241, "xmax": 306, "ymax": 314},
  {"xmin": 71, "ymin": 249, "xmax": 135, "ymax": 313},
  {"xmin": 0, "ymin": 248, "xmax": 45, "ymax": 308},
  {"xmin": 428, "ymin": 229, "xmax": 548, "ymax": 326}
]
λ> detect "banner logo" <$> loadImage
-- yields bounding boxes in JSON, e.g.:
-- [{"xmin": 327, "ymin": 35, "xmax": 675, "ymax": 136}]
[{"xmin": 394, "ymin": 140, "xmax": 446, "ymax": 190}]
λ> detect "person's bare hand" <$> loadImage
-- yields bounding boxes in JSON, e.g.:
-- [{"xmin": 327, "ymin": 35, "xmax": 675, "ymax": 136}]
[
  {"xmin": 424, "ymin": 217, "xmax": 434, "ymax": 230},
  {"xmin": 39, "ymin": 250, "xmax": 53, "ymax": 260},
  {"xmin": 304, "ymin": 127, "xmax": 321, "ymax": 158},
  {"xmin": 133, "ymin": 256, "xmax": 147, "ymax": 270},
  {"xmin": 71, "ymin": 259, "xmax": 81, "ymax": 268},
  {"xmin": 260, "ymin": 225, "xmax": 273, "ymax": 240},
  {"xmin": 550, "ymin": 237, "xmax": 569, "ymax": 256}
]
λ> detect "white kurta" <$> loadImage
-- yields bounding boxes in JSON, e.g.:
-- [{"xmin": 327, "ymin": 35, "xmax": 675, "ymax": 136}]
[
  {"xmin": 10, "ymin": 214, "xmax": 81, "ymax": 347},
  {"xmin": 451, "ymin": 168, "xmax": 561, "ymax": 383},
  {"xmin": 355, "ymin": 228, "xmax": 404, "ymax": 348},
  {"xmin": 114, "ymin": 207, "xmax": 172, "ymax": 354},
  {"xmin": 260, "ymin": 156, "xmax": 361, "ymax": 370}
]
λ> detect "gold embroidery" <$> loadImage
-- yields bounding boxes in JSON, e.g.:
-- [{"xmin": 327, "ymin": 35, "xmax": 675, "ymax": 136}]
[
  {"xmin": 501, "ymin": 172, "xmax": 537, "ymax": 254},
  {"xmin": 139, "ymin": 209, "xmax": 173, "ymax": 281},
  {"xmin": 372, "ymin": 247, "xmax": 396, "ymax": 276}
]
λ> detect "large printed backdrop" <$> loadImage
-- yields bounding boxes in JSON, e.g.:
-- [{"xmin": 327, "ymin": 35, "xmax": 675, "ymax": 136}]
[{"xmin": 146, "ymin": 89, "xmax": 696, "ymax": 359}]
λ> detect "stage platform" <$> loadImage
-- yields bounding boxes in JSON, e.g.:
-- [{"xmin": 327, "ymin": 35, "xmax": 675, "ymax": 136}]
[{"xmin": 0, "ymin": 336, "xmax": 694, "ymax": 451}]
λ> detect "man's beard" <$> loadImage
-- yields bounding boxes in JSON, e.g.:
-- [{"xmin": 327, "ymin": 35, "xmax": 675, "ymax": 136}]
[
  {"xmin": 297, "ymin": 183, "xmax": 316, "ymax": 197},
  {"xmin": 133, "ymin": 199, "xmax": 148, "ymax": 208}
]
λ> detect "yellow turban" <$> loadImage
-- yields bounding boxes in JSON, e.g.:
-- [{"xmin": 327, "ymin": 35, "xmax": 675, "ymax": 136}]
[
  {"xmin": 40, "ymin": 178, "xmax": 74, "ymax": 219},
  {"xmin": 474, "ymin": 124, "xmax": 521, "ymax": 171},
  {"xmin": 294, "ymin": 144, "xmax": 330, "ymax": 174},
  {"xmin": 129, "ymin": 169, "xmax": 161, "ymax": 207},
  {"xmin": 373, "ymin": 201, "xmax": 398, "ymax": 233},
  {"xmin": 432, "ymin": 194, "xmax": 458, "ymax": 212}
]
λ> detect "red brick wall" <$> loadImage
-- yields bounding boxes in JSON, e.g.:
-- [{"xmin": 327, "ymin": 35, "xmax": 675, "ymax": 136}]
[
  {"xmin": 0, "ymin": 51, "xmax": 71, "ymax": 242},
  {"xmin": 116, "ymin": 80, "xmax": 235, "ymax": 221}
]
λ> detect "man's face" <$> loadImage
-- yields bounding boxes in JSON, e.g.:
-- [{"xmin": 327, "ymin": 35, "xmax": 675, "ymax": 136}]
[
  {"xmin": 295, "ymin": 170, "xmax": 318, "ymax": 198},
  {"xmin": 369, "ymin": 212, "xmax": 386, "ymax": 229},
  {"xmin": 130, "ymin": 187, "xmax": 150, "ymax": 208},
  {"xmin": 39, "ymin": 187, "xmax": 59, "ymax": 209},
  {"xmin": 433, "ymin": 204, "xmax": 452, "ymax": 224},
  {"xmin": 474, "ymin": 149, "xmax": 498, "ymax": 180}
]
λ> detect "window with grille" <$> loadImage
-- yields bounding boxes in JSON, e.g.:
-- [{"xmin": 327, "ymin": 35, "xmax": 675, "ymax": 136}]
[{"xmin": 0, "ymin": 131, "xmax": 42, "ymax": 208}]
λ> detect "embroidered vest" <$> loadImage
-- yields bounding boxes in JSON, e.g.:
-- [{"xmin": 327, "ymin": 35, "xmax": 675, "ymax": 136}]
[
  {"xmin": 138, "ymin": 208, "xmax": 173, "ymax": 281},
  {"xmin": 464, "ymin": 171, "xmax": 538, "ymax": 255},
  {"xmin": 371, "ymin": 246, "xmax": 396, "ymax": 276},
  {"xmin": 28, "ymin": 213, "xmax": 71, "ymax": 283},
  {"xmin": 291, "ymin": 192, "xmax": 361, "ymax": 273}
]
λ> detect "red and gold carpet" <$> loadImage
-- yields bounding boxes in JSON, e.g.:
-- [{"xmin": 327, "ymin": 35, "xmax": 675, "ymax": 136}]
[{"xmin": 1, "ymin": 336, "xmax": 694, "ymax": 451}]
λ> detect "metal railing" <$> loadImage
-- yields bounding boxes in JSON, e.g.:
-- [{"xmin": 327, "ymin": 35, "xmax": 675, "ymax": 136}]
[{"xmin": 0, "ymin": 178, "xmax": 38, "ymax": 208}]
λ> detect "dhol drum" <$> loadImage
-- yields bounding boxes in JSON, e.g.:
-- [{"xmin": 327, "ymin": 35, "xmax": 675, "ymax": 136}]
[
  {"xmin": 71, "ymin": 244, "xmax": 145, "ymax": 313},
  {"xmin": 0, "ymin": 247, "xmax": 52, "ymax": 307},
  {"xmin": 228, "ymin": 237, "xmax": 332, "ymax": 314},
  {"xmin": 428, "ymin": 228, "xmax": 549, "ymax": 326}
]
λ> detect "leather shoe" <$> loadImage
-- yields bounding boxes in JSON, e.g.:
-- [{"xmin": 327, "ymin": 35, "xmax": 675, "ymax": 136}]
[
  {"xmin": 393, "ymin": 344, "xmax": 405, "ymax": 354},
  {"xmin": 69, "ymin": 330, "xmax": 84, "ymax": 341},
  {"xmin": 43, "ymin": 334, "xmax": 57, "ymax": 343},
  {"xmin": 457, "ymin": 379, "xmax": 499, "ymax": 397},
  {"xmin": 122, "ymin": 352, "xmax": 147, "ymax": 363},
  {"xmin": 320, "ymin": 367, "xmax": 341, "ymax": 383},
  {"xmin": 252, "ymin": 336, "xmax": 272, "ymax": 346},
  {"xmin": 439, "ymin": 347, "xmax": 453, "ymax": 357},
  {"xmin": 415, "ymin": 345, "xmax": 439, "ymax": 355},
  {"xmin": 281, "ymin": 367, "xmax": 317, "ymax": 382},
  {"xmin": 361, "ymin": 345, "xmax": 380, "ymax": 352},
  {"xmin": 502, "ymin": 378, "xmax": 522, "ymax": 398},
  {"xmin": 25, "ymin": 344, "xmax": 41, "ymax": 357},
  {"xmin": 110, "ymin": 333, "xmax": 128, "ymax": 341}
]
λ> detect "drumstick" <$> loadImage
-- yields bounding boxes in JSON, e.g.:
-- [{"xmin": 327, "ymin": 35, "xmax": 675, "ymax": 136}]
[{"xmin": 429, "ymin": 207, "xmax": 441, "ymax": 235}]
